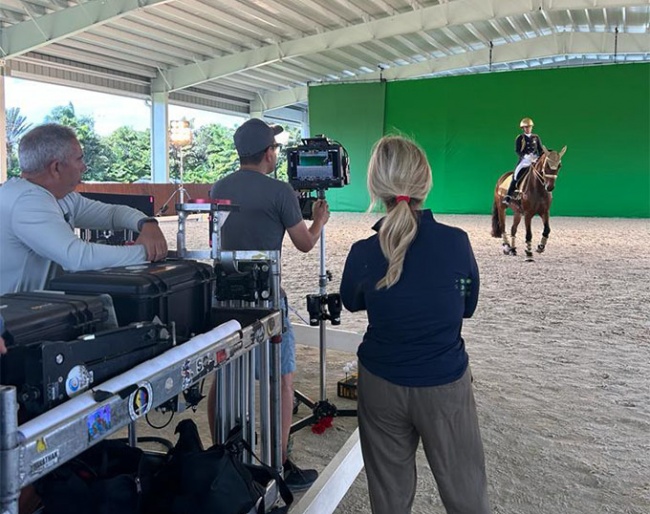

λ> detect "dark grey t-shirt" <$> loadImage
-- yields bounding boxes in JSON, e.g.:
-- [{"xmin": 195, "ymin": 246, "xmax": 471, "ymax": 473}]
[{"xmin": 209, "ymin": 169, "xmax": 303, "ymax": 251}]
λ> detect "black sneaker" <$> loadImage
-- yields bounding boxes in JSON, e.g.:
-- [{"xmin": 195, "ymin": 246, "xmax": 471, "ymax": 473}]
[{"xmin": 283, "ymin": 459, "xmax": 318, "ymax": 492}]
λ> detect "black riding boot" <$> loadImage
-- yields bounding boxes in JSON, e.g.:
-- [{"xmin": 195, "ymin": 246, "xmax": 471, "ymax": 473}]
[{"xmin": 503, "ymin": 179, "xmax": 517, "ymax": 204}]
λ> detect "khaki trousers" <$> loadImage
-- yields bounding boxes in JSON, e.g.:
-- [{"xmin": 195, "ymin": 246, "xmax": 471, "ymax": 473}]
[{"xmin": 357, "ymin": 364, "xmax": 490, "ymax": 514}]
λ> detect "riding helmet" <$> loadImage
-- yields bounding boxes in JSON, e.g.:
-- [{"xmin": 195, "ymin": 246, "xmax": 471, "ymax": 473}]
[{"xmin": 519, "ymin": 117, "xmax": 534, "ymax": 128}]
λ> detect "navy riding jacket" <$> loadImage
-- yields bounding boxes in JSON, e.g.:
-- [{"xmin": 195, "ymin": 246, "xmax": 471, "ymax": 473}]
[
  {"xmin": 515, "ymin": 133, "xmax": 544, "ymax": 160},
  {"xmin": 340, "ymin": 210, "xmax": 479, "ymax": 387}
]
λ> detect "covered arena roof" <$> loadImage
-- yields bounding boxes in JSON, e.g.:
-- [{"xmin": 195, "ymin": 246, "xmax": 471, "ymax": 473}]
[{"xmin": 1, "ymin": 0, "xmax": 648, "ymax": 118}]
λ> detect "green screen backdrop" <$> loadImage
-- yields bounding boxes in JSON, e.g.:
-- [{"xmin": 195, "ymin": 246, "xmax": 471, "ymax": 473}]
[
  {"xmin": 308, "ymin": 82, "xmax": 386, "ymax": 212},
  {"xmin": 309, "ymin": 63, "xmax": 649, "ymax": 218}
]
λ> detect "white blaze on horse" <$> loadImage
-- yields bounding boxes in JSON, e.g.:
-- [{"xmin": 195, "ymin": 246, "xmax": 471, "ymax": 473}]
[{"xmin": 491, "ymin": 145, "xmax": 567, "ymax": 261}]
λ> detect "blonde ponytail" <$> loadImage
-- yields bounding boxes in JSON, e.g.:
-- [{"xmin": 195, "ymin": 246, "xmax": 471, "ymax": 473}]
[{"xmin": 367, "ymin": 136, "xmax": 432, "ymax": 289}]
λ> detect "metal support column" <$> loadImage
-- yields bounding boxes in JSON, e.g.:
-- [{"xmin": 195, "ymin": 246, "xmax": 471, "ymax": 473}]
[
  {"xmin": 0, "ymin": 68, "xmax": 8, "ymax": 184},
  {"xmin": 151, "ymin": 91, "xmax": 169, "ymax": 184}
]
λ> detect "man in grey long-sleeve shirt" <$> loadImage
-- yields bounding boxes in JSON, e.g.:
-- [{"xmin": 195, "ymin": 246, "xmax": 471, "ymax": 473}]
[{"xmin": 0, "ymin": 123, "xmax": 168, "ymax": 294}]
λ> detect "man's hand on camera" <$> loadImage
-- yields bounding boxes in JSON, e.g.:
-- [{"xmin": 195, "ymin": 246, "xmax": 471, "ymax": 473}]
[
  {"xmin": 135, "ymin": 222, "xmax": 168, "ymax": 262},
  {"xmin": 312, "ymin": 199, "xmax": 330, "ymax": 227}
]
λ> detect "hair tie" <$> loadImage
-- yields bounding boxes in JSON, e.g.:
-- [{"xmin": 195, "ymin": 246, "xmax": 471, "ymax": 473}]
[{"xmin": 395, "ymin": 195, "xmax": 411, "ymax": 203}]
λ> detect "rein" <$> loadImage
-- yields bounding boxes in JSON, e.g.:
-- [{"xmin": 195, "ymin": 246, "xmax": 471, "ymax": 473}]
[
  {"xmin": 533, "ymin": 156, "xmax": 559, "ymax": 186},
  {"xmin": 531, "ymin": 158, "xmax": 547, "ymax": 187}
]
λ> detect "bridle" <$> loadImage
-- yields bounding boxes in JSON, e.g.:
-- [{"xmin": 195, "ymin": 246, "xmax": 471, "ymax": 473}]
[{"xmin": 532, "ymin": 155, "xmax": 560, "ymax": 190}]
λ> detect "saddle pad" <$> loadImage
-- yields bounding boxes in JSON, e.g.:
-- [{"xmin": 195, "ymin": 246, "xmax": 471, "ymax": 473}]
[{"xmin": 499, "ymin": 175, "xmax": 513, "ymax": 194}]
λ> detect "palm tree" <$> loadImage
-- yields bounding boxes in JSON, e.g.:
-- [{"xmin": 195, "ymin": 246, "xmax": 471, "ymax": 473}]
[
  {"xmin": 6, "ymin": 107, "xmax": 32, "ymax": 151},
  {"xmin": 6, "ymin": 107, "xmax": 32, "ymax": 175}
]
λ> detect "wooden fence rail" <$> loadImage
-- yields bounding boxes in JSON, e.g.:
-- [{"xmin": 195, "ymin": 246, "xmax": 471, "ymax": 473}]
[{"xmin": 77, "ymin": 183, "xmax": 214, "ymax": 216}]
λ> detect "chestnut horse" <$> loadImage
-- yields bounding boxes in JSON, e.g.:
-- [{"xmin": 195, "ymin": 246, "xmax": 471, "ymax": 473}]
[{"xmin": 491, "ymin": 146, "xmax": 567, "ymax": 260}]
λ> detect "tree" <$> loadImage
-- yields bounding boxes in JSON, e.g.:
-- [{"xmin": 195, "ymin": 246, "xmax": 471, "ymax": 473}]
[
  {"xmin": 275, "ymin": 125, "xmax": 302, "ymax": 182},
  {"xmin": 104, "ymin": 127, "xmax": 151, "ymax": 182},
  {"xmin": 173, "ymin": 121, "xmax": 302, "ymax": 184},
  {"xmin": 169, "ymin": 123, "xmax": 239, "ymax": 184},
  {"xmin": 44, "ymin": 103, "xmax": 111, "ymax": 181},
  {"xmin": 189, "ymin": 124, "xmax": 239, "ymax": 182},
  {"xmin": 6, "ymin": 107, "xmax": 32, "ymax": 178}
]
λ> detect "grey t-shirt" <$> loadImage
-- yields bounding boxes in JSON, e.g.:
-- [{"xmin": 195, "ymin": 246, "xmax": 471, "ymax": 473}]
[{"xmin": 209, "ymin": 169, "xmax": 303, "ymax": 251}]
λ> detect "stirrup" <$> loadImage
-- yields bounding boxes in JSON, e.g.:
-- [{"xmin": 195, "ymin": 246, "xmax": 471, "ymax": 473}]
[{"xmin": 502, "ymin": 195, "xmax": 511, "ymax": 205}]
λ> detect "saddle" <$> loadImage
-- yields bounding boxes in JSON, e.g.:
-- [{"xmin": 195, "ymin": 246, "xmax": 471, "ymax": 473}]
[{"xmin": 500, "ymin": 170, "xmax": 532, "ymax": 200}]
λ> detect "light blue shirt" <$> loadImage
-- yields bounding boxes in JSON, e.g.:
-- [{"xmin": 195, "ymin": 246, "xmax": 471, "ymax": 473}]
[{"xmin": 0, "ymin": 178, "xmax": 148, "ymax": 294}]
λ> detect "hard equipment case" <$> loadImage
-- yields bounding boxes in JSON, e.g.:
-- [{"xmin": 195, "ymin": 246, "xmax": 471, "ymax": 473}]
[
  {"xmin": 49, "ymin": 260, "xmax": 214, "ymax": 342},
  {"xmin": 17, "ymin": 322, "xmax": 173, "ymax": 418},
  {"xmin": 0, "ymin": 292, "xmax": 107, "ymax": 386}
]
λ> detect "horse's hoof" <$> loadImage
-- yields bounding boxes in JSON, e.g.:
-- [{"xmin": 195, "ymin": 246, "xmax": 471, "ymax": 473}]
[
  {"xmin": 536, "ymin": 245, "xmax": 545, "ymax": 254},
  {"xmin": 510, "ymin": 248, "xmax": 517, "ymax": 256}
]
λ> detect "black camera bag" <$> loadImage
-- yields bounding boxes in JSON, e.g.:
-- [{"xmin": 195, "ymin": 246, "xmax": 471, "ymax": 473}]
[
  {"xmin": 35, "ymin": 439, "xmax": 161, "ymax": 514},
  {"xmin": 153, "ymin": 419, "xmax": 293, "ymax": 514}
]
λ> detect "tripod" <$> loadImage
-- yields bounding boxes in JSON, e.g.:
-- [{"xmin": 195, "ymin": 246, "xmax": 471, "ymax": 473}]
[
  {"xmin": 156, "ymin": 134, "xmax": 192, "ymax": 216},
  {"xmin": 291, "ymin": 189, "xmax": 357, "ymax": 434}
]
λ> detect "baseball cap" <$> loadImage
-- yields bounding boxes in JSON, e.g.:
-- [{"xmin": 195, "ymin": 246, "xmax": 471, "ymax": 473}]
[{"xmin": 234, "ymin": 118, "xmax": 284, "ymax": 157}]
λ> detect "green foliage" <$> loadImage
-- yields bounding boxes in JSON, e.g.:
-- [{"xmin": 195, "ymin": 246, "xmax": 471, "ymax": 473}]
[
  {"xmin": 104, "ymin": 127, "xmax": 151, "ymax": 182},
  {"xmin": 276, "ymin": 125, "xmax": 303, "ymax": 182},
  {"xmin": 44, "ymin": 103, "xmax": 111, "ymax": 181},
  {"xmin": 6, "ymin": 107, "xmax": 32, "ymax": 178},
  {"xmin": 169, "ymin": 123, "xmax": 239, "ymax": 184},
  {"xmin": 7, "ymin": 104, "xmax": 304, "ymax": 186},
  {"xmin": 6, "ymin": 107, "xmax": 32, "ymax": 146}
]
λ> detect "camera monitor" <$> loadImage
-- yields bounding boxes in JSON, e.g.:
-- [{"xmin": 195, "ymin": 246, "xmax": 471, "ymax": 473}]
[
  {"xmin": 287, "ymin": 136, "xmax": 349, "ymax": 191},
  {"xmin": 297, "ymin": 151, "xmax": 334, "ymax": 181}
]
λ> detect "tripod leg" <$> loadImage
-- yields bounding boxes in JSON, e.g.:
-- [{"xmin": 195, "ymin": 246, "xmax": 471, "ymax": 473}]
[{"xmin": 294, "ymin": 390, "xmax": 316, "ymax": 410}]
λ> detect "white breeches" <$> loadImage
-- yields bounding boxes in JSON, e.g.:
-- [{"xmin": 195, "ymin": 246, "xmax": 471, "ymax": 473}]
[{"xmin": 514, "ymin": 154, "xmax": 536, "ymax": 181}]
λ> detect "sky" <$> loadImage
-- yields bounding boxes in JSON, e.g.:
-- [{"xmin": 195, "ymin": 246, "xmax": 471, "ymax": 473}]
[{"xmin": 5, "ymin": 77, "xmax": 246, "ymax": 135}]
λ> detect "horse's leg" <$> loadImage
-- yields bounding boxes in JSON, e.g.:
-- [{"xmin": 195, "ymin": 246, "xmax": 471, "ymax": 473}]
[
  {"xmin": 509, "ymin": 211, "xmax": 521, "ymax": 256},
  {"xmin": 499, "ymin": 205, "xmax": 512, "ymax": 254},
  {"xmin": 524, "ymin": 213, "xmax": 534, "ymax": 261},
  {"xmin": 537, "ymin": 212, "xmax": 551, "ymax": 253}
]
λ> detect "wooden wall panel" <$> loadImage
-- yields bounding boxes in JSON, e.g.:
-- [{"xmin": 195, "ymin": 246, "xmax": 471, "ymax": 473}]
[{"xmin": 77, "ymin": 183, "xmax": 213, "ymax": 216}]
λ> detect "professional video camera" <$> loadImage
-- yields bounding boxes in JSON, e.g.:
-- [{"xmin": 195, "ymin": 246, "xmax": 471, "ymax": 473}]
[
  {"xmin": 287, "ymin": 135, "xmax": 350, "ymax": 191},
  {"xmin": 286, "ymin": 135, "xmax": 350, "ymax": 220}
]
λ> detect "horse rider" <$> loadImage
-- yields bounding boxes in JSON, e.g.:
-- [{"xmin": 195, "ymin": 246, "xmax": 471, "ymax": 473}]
[{"xmin": 503, "ymin": 117, "xmax": 545, "ymax": 205}]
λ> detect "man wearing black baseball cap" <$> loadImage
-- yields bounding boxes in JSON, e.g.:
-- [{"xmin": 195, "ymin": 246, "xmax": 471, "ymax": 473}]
[
  {"xmin": 232, "ymin": 117, "xmax": 284, "ymax": 158},
  {"xmin": 209, "ymin": 118, "xmax": 329, "ymax": 491}
]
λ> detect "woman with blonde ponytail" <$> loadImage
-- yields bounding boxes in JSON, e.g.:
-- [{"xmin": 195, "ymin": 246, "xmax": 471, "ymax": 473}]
[{"xmin": 341, "ymin": 136, "xmax": 489, "ymax": 514}]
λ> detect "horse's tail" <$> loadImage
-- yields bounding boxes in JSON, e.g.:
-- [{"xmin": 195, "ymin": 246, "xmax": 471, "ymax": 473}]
[
  {"xmin": 491, "ymin": 172, "xmax": 510, "ymax": 238},
  {"xmin": 491, "ymin": 198, "xmax": 503, "ymax": 238}
]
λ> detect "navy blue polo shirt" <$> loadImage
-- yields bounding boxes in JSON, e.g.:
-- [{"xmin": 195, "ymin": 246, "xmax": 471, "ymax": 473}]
[{"xmin": 340, "ymin": 210, "xmax": 479, "ymax": 387}]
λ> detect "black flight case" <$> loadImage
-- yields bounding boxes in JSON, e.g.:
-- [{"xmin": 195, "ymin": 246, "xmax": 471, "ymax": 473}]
[
  {"xmin": 18, "ymin": 322, "xmax": 173, "ymax": 419},
  {"xmin": 48, "ymin": 259, "xmax": 215, "ymax": 342},
  {"xmin": 0, "ymin": 291, "xmax": 107, "ymax": 386},
  {"xmin": 0, "ymin": 291, "xmax": 107, "ymax": 346}
]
